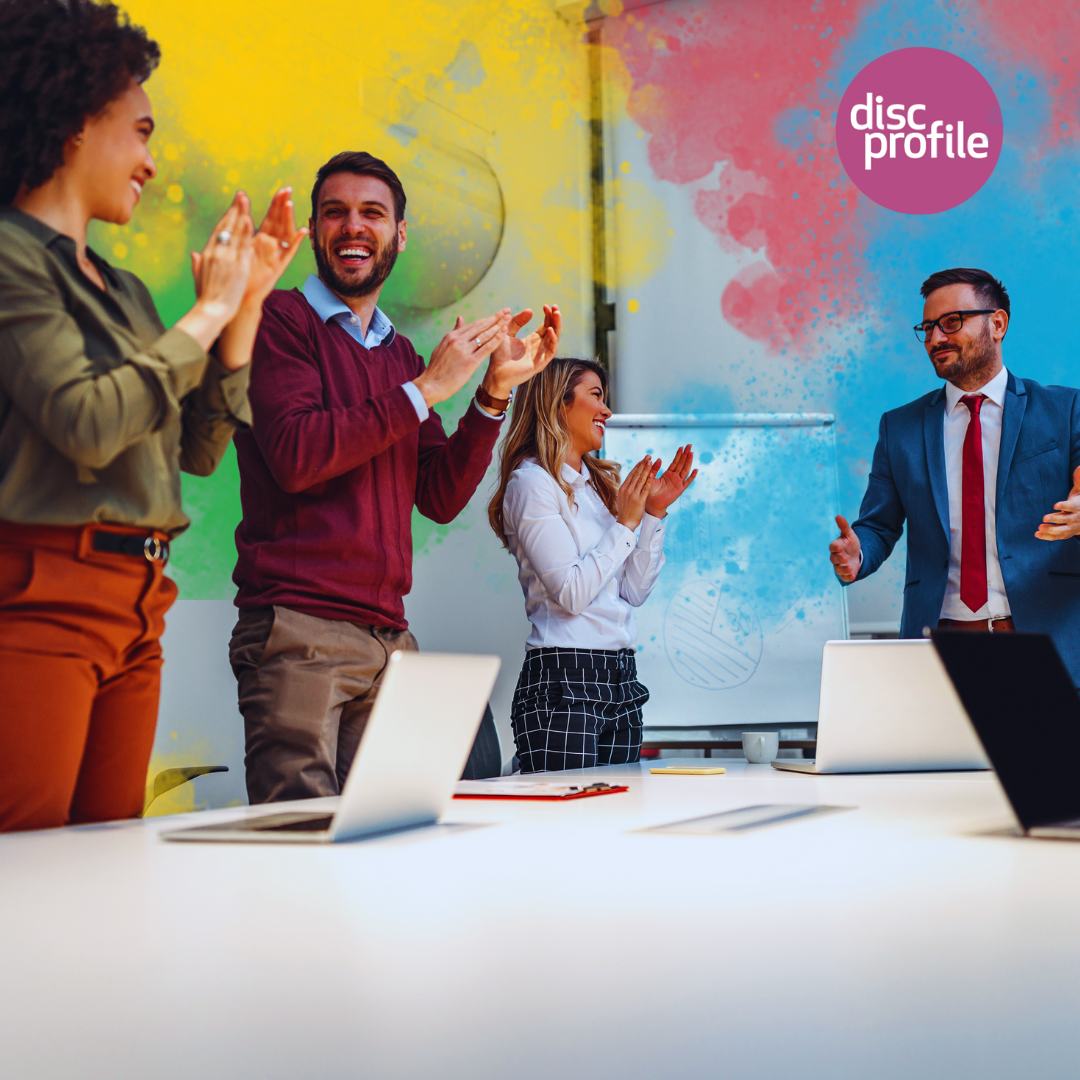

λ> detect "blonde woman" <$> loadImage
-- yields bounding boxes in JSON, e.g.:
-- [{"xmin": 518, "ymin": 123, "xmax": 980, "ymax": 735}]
[{"xmin": 489, "ymin": 358, "xmax": 696, "ymax": 773}]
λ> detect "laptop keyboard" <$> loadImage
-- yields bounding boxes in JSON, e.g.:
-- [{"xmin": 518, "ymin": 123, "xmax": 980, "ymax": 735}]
[
  {"xmin": 215, "ymin": 812, "xmax": 334, "ymax": 833},
  {"xmin": 260, "ymin": 814, "xmax": 335, "ymax": 832}
]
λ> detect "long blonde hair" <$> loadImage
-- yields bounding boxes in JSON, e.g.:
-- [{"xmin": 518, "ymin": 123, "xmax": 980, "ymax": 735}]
[{"xmin": 489, "ymin": 357, "xmax": 621, "ymax": 547}]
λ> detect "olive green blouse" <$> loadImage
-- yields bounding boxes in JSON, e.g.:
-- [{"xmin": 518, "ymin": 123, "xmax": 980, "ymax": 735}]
[{"xmin": 0, "ymin": 206, "xmax": 250, "ymax": 535}]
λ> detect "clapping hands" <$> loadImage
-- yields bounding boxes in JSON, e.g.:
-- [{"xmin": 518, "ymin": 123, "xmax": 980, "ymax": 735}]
[
  {"xmin": 188, "ymin": 190, "xmax": 255, "ymax": 319},
  {"xmin": 245, "ymin": 186, "xmax": 308, "ymax": 306},
  {"xmin": 616, "ymin": 446, "xmax": 698, "ymax": 531},
  {"xmin": 616, "ymin": 455, "xmax": 659, "ymax": 531},
  {"xmin": 197, "ymin": 187, "xmax": 307, "ymax": 372},
  {"xmin": 645, "ymin": 444, "xmax": 697, "ymax": 519},
  {"xmin": 192, "ymin": 188, "xmax": 306, "ymax": 304},
  {"xmin": 484, "ymin": 305, "xmax": 562, "ymax": 396}
]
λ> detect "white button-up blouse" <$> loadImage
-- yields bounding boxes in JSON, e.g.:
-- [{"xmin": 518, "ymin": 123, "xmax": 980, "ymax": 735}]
[{"xmin": 502, "ymin": 458, "xmax": 667, "ymax": 650}]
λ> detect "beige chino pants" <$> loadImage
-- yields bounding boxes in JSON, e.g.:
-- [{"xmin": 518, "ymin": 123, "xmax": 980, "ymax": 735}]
[{"xmin": 229, "ymin": 605, "xmax": 418, "ymax": 804}]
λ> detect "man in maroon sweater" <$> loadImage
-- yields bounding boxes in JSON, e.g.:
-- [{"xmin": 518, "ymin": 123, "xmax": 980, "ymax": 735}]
[{"xmin": 230, "ymin": 151, "xmax": 560, "ymax": 804}]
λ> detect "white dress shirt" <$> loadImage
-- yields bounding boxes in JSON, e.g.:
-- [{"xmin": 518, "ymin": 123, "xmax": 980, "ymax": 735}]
[
  {"xmin": 940, "ymin": 364, "xmax": 1011, "ymax": 620},
  {"xmin": 503, "ymin": 458, "xmax": 667, "ymax": 649}
]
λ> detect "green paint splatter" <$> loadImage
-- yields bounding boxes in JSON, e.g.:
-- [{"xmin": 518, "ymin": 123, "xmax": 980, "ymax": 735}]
[{"xmin": 169, "ymin": 443, "xmax": 242, "ymax": 599}]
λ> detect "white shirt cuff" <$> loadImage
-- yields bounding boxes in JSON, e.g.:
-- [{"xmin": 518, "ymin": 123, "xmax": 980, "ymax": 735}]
[
  {"xmin": 402, "ymin": 381, "xmax": 429, "ymax": 422},
  {"xmin": 637, "ymin": 512, "xmax": 667, "ymax": 546},
  {"xmin": 606, "ymin": 521, "xmax": 637, "ymax": 558},
  {"xmin": 471, "ymin": 398, "xmax": 506, "ymax": 421}
]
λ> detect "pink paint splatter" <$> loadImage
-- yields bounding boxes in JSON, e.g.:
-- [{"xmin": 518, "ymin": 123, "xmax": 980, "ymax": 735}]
[
  {"xmin": 606, "ymin": 1, "xmax": 872, "ymax": 354},
  {"xmin": 974, "ymin": 1, "xmax": 1080, "ymax": 150}
]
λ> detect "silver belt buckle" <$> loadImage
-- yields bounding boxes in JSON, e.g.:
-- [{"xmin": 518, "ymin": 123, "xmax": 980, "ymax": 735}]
[
  {"xmin": 143, "ymin": 536, "xmax": 168, "ymax": 563},
  {"xmin": 988, "ymin": 614, "xmax": 1008, "ymax": 633}
]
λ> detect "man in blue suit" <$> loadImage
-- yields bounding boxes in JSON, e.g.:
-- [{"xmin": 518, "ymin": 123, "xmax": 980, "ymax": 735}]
[{"xmin": 829, "ymin": 268, "xmax": 1080, "ymax": 684}]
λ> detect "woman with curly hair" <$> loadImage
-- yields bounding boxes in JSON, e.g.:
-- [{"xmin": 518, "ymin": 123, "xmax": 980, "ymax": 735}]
[
  {"xmin": 489, "ymin": 358, "xmax": 697, "ymax": 773},
  {"xmin": 0, "ymin": 0, "xmax": 306, "ymax": 831}
]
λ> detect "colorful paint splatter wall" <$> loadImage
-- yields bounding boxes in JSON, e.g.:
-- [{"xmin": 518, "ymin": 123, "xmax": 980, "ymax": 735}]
[{"xmin": 114, "ymin": 0, "xmax": 1080, "ymax": 812}]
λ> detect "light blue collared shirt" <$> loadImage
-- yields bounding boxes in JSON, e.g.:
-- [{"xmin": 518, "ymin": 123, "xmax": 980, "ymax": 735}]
[
  {"xmin": 301, "ymin": 274, "xmax": 428, "ymax": 420},
  {"xmin": 299, "ymin": 272, "xmax": 506, "ymax": 426}
]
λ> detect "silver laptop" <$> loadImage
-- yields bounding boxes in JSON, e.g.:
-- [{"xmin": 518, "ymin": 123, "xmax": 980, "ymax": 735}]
[
  {"xmin": 771, "ymin": 639, "xmax": 989, "ymax": 774},
  {"xmin": 162, "ymin": 651, "xmax": 500, "ymax": 843}
]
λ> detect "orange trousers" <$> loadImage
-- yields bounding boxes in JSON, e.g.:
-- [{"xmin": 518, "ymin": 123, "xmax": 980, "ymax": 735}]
[{"xmin": 0, "ymin": 521, "xmax": 176, "ymax": 832}]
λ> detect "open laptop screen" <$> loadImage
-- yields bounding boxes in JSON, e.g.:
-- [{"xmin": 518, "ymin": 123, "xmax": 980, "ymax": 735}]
[{"xmin": 932, "ymin": 631, "xmax": 1080, "ymax": 831}]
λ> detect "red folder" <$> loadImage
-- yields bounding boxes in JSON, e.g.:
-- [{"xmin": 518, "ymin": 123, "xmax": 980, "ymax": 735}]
[{"xmin": 453, "ymin": 781, "xmax": 628, "ymax": 801}]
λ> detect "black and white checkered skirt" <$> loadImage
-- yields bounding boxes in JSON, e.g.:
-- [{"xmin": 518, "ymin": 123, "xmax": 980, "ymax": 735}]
[{"xmin": 510, "ymin": 647, "xmax": 650, "ymax": 773}]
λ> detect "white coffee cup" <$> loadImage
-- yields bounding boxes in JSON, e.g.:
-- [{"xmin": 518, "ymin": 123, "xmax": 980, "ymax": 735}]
[{"xmin": 742, "ymin": 731, "xmax": 780, "ymax": 764}]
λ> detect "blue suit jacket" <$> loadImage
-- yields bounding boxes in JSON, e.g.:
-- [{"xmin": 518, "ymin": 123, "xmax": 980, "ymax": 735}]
[{"xmin": 849, "ymin": 372, "xmax": 1080, "ymax": 684}]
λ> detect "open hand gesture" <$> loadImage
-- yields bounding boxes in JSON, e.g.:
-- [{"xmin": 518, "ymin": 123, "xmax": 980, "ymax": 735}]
[
  {"xmin": 188, "ymin": 191, "xmax": 255, "ymax": 317},
  {"xmin": 195, "ymin": 189, "xmax": 306, "ymax": 308},
  {"xmin": 644, "ymin": 445, "xmax": 698, "ymax": 519},
  {"xmin": 484, "ymin": 305, "xmax": 562, "ymax": 395},
  {"xmin": 829, "ymin": 515, "xmax": 862, "ymax": 582},
  {"xmin": 412, "ymin": 311, "xmax": 512, "ymax": 407},
  {"xmin": 1036, "ymin": 466, "xmax": 1080, "ymax": 541},
  {"xmin": 245, "ymin": 187, "xmax": 308, "ymax": 305},
  {"xmin": 616, "ymin": 455, "xmax": 661, "ymax": 532}
]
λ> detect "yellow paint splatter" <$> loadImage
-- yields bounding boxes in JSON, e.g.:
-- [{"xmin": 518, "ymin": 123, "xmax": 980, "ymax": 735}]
[
  {"xmin": 75, "ymin": 6, "xmax": 671, "ymax": 810},
  {"xmin": 620, "ymin": 160, "xmax": 631, "ymax": 173},
  {"xmin": 609, "ymin": 176, "xmax": 671, "ymax": 289},
  {"xmin": 143, "ymin": 737, "xmax": 222, "ymax": 817},
  {"xmin": 113, "ymin": 243, "xmax": 128, "ymax": 259},
  {"xmin": 116, "ymin": 0, "xmax": 595, "ymax": 321},
  {"xmin": 627, "ymin": 298, "xmax": 639, "ymax": 312}
]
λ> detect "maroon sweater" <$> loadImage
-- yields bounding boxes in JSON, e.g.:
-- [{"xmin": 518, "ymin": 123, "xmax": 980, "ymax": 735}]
[{"xmin": 233, "ymin": 289, "xmax": 502, "ymax": 629}]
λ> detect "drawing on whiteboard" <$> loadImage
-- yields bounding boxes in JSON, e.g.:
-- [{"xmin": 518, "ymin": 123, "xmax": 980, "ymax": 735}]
[
  {"xmin": 604, "ymin": 415, "xmax": 846, "ymax": 726},
  {"xmin": 663, "ymin": 580, "xmax": 763, "ymax": 689}
]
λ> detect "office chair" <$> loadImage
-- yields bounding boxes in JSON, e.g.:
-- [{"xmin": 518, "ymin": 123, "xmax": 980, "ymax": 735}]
[{"xmin": 460, "ymin": 704, "xmax": 501, "ymax": 779}]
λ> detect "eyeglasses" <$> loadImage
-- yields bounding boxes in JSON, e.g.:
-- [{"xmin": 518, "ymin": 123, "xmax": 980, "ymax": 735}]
[{"xmin": 913, "ymin": 309, "xmax": 997, "ymax": 343}]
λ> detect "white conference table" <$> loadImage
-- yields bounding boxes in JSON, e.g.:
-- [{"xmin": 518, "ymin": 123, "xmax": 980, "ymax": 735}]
[{"xmin": 4, "ymin": 761, "xmax": 1080, "ymax": 1079}]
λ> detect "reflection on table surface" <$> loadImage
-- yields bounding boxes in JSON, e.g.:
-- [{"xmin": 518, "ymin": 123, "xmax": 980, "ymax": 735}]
[{"xmin": 6, "ymin": 761, "xmax": 1079, "ymax": 1080}]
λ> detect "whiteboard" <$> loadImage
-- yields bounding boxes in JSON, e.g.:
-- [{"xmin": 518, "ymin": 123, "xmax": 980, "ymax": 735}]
[{"xmin": 603, "ymin": 414, "xmax": 847, "ymax": 729}]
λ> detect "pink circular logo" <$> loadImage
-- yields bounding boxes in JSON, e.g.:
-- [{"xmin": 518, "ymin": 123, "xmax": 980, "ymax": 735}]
[{"xmin": 835, "ymin": 47, "xmax": 1003, "ymax": 215}]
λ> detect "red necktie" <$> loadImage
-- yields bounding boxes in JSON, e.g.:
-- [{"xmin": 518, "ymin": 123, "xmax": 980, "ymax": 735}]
[{"xmin": 959, "ymin": 394, "xmax": 987, "ymax": 613}]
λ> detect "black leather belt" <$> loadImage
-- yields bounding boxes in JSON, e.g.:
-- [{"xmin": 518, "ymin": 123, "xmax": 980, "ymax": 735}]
[
  {"xmin": 91, "ymin": 531, "xmax": 169, "ymax": 563},
  {"xmin": 937, "ymin": 616, "xmax": 1014, "ymax": 633}
]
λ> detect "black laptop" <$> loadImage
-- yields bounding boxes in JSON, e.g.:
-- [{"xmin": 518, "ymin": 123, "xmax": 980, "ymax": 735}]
[{"xmin": 932, "ymin": 630, "xmax": 1080, "ymax": 839}]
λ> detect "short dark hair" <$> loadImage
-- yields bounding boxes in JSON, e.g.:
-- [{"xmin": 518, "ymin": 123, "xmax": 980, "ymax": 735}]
[
  {"xmin": 0, "ymin": 0, "xmax": 160, "ymax": 204},
  {"xmin": 920, "ymin": 268, "xmax": 1010, "ymax": 318},
  {"xmin": 310, "ymin": 151, "xmax": 407, "ymax": 223}
]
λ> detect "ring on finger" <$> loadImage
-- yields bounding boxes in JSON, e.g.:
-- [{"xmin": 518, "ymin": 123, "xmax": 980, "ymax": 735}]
[
  {"xmin": 216, "ymin": 230, "xmax": 233, "ymax": 245},
  {"xmin": 474, "ymin": 337, "xmax": 482, "ymax": 348}
]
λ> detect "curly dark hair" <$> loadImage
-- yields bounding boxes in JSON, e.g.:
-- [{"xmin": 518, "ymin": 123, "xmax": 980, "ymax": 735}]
[{"xmin": 0, "ymin": 0, "xmax": 160, "ymax": 204}]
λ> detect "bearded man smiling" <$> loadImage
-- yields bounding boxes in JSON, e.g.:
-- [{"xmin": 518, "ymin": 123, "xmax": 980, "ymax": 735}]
[
  {"xmin": 828, "ymin": 267, "xmax": 1080, "ymax": 686},
  {"xmin": 230, "ymin": 151, "xmax": 562, "ymax": 805}
]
